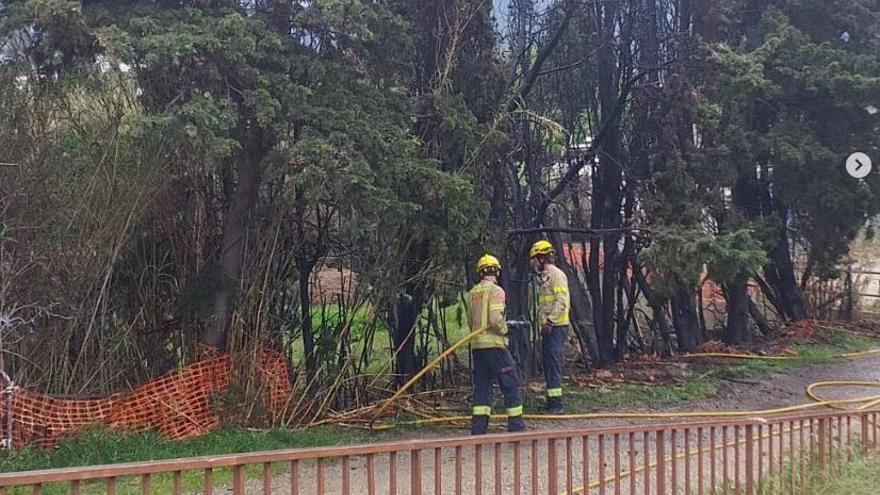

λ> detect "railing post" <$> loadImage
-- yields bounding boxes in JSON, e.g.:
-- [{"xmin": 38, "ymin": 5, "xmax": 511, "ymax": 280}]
[
  {"xmin": 435, "ymin": 447, "xmax": 443, "ymax": 495},
  {"xmin": 548, "ymin": 439, "xmax": 558, "ymax": 494},
  {"xmin": 656, "ymin": 430, "xmax": 666, "ymax": 495},
  {"xmin": 232, "ymin": 465, "xmax": 244, "ymax": 495},
  {"xmin": 818, "ymin": 418, "xmax": 827, "ymax": 471},
  {"xmin": 745, "ymin": 424, "xmax": 755, "ymax": 495},
  {"xmin": 862, "ymin": 413, "xmax": 869, "ymax": 456},
  {"xmin": 411, "ymin": 450, "xmax": 422, "ymax": 495}
]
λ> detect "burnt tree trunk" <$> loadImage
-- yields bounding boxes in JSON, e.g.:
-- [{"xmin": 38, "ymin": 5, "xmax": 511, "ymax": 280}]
[
  {"xmin": 724, "ymin": 280, "xmax": 751, "ymax": 344},
  {"xmin": 587, "ymin": 0, "xmax": 624, "ymax": 366},
  {"xmin": 391, "ymin": 288, "xmax": 426, "ymax": 385},
  {"xmin": 671, "ymin": 289, "xmax": 701, "ymax": 352},
  {"xmin": 298, "ymin": 261, "xmax": 317, "ymax": 383},
  {"xmin": 763, "ymin": 214, "xmax": 808, "ymax": 321},
  {"xmin": 390, "ymin": 241, "xmax": 432, "ymax": 385},
  {"xmin": 634, "ymin": 266, "xmax": 674, "ymax": 356}
]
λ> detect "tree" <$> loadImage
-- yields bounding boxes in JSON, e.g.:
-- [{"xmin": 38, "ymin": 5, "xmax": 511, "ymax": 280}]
[{"xmin": 698, "ymin": 0, "xmax": 880, "ymax": 326}]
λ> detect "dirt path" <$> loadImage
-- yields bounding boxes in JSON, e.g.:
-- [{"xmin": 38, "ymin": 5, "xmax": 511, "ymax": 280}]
[{"xmin": 240, "ymin": 354, "xmax": 880, "ymax": 494}]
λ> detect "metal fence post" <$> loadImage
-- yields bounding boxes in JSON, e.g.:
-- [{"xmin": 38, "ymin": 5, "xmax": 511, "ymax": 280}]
[
  {"xmin": 745, "ymin": 424, "xmax": 755, "ymax": 495},
  {"xmin": 656, "ymin": 430, "xmax": 666, "ymax": 495}
]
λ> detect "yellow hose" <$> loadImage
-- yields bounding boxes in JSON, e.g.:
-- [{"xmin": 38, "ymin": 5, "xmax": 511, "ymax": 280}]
[
  {"xmin": 806, "ymin": 380, "xmax": 880, "ymax": 411},
  {"xmin": 368, "ymin": 320, "xmax": 880, "ymax": 427},
  {"xmin": 365, "ymin": 332, "xmax": 880, "ymax": 493},
  {"xmin": 387, "ymin": 393, "xmax": 880, "ymax": 427},
  {"xmin": 841, "ymin": 348, "xmax": 880, "ymax": 358},
  {"xmin": 370, "ymin": 327, "xmax": 488, "ymax": 426},
  {"xmin": 369, "ymin": 348, "xmax": 880, "ymax": 428}
]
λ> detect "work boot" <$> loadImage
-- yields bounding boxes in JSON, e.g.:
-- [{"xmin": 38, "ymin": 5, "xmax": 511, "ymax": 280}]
[
  {"xmin": 507, "ymin": 416, "xmax": 526, "ymax": 433},
  {"xmin": 471, "ymin": 415, "xmax": 490, "ymax": 435},
  {"xmin": 543, "ymin": 398, "xmax": 564, "ymax": 415}
]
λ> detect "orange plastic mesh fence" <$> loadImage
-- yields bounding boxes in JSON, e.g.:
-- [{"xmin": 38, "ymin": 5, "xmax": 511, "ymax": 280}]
[{"xmin": 0, "ymin": 349, "xmax": 292, "ymax": 449}]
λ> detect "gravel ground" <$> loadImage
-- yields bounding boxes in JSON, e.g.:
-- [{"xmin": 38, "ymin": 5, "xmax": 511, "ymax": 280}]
[{"xmin": 230, "ymin": 354, "xmax": 880, "ymax": 494}]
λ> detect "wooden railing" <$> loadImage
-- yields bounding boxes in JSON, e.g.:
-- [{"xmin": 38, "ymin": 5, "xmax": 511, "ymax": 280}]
[{"xmin": 0, "ymin": 409, "xmax": 877, "ymax": 494}]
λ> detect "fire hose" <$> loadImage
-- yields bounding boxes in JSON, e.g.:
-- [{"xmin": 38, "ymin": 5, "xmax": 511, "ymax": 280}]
[{"xmin": 369, "ymin": 324, "xmax": 880, "ymax": 430}]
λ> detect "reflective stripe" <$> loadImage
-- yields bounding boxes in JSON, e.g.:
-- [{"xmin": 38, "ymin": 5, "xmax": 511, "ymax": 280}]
[
  {"xmin": 552, "ymin": 286, "xmax": 568, "ymax": 294},
  {"xmin": 539, "ymin": 295, "xmax": 556, "ymax": 303},
  {"xmin": 472, "ymin": 405, "xmax": 492, "ymax": 416},
  {"xmin": 507, "ymin": 405, "xmax": 523, "ymax": 417},
  {"xmin": 547, "ymin": 388, "xmax": 563, "ymax": 398},
  {"xmin": 489, "ymin": 304, "xmax": 505, "ymax": 311}
]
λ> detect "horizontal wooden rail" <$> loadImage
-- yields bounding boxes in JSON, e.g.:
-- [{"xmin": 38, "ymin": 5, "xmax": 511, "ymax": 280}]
[{"xmin": 0, "ymin": 409, "xmax": 877, "ymax": 494}]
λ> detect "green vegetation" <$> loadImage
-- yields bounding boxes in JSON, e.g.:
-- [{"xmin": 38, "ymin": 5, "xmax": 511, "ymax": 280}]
[
  {"xmin": 731, "ymin": 450, "xmax": 878, "ymax": 495},
  {"xmin": 0, "ymin": 330, "xmax": 875, "ymax": 493},
  {"xmin": 799, "ymin": 455, "xmax": 880, "ymax": 495},
  {"xmin": 0, "ymin": 427, "xmax": 384, "ymax": 495},
  {"xmin": 559, "ymin": 380, "xmax": 717, "ymax": 411},
  {"xmin": 551, "ymin": 331, "xmax": 877, "ymax": 412},
  {"xmin": 288, "ymin": 298, "xmax": 471, "ymax": 375},
  {"xmin": 1, "ymin": 0, "xmax": 879, "ymax": 457}
]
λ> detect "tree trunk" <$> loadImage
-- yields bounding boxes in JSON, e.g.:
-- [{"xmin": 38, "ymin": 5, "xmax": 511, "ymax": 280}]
[
  {"xmin": 590, "ymin": 0, "xmax": 625, "ymax": 365},
  {"xmin": 201, "ymin": 132, "xmax": 266, "ymax": 351},
  {"xmin": 764, "ymin": 218, "xmax": 808, "ymax": 321},
  {"xmin": 634, "ymin": 266, "xmax": 674, "ymax": 356},
  {"xmin": 724, "ymin": 280, "xmax": 750, "ymax": 344},
  {"xmin": 748, "ymin": 296, "xmax": 772, "ymax": 335},
  {"xmin": 671, "ymin": 289, "xmax": 701, "ymax": 352},
  {"xmin": 587, "ymin": 236, "xmax": 613, "ymax": 365},
  {"xmin": 298, "ymin": 262, "xmax": 317, "ymax": 383},
  {"xmin": 391, "ymin": 282, "xmax": 429, "ymax": 386},
  {"xmin": 503, "ymin": 240, "xmax": 534, "ymax": 376},
  {"xmin": 697, "ymin": 281, "xmax": 708, "ymax": 341}
]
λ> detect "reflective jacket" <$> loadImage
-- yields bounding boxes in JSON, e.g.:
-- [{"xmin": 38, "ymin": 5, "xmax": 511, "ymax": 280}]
[
  {"xmin": 536, "ymin": 264, "xmax": 571, "ymax": 326},
  {"xmin": 467, "ymin": 279, "xmax": 508, "ymax": 349}
]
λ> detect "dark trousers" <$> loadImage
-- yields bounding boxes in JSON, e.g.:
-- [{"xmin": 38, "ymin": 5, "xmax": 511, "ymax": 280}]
[
  {"xmin": 542, "ymin": 325, "xmax": 568, "ymax": 407},
  {"xmin": 471, "ymin": 348, "xmax": 525, "ymax": 435}
]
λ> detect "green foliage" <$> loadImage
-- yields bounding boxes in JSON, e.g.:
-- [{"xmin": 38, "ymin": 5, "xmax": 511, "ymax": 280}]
[
  {"xmin": 700, "ymin": 0, "xmax": 880, "ymax": 277},
  {"xmin": 806, "ymin": 455, "xmax": 880, "ymax": 495},
  {"xmin": 643, "ymin": 229, "xmax": 767, "ymax": 296}
]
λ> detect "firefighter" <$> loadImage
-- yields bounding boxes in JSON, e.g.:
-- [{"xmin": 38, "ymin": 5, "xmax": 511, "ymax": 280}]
[
  {"xmin": 467, "ymin": 254, "xmax": 526, "ymax": 435},
  {"xmin": 530, "ymin": 240, "xmax": 570, "ymax": 414}
]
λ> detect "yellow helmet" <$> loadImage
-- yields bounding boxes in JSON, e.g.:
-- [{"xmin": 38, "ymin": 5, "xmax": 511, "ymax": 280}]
[
  {"xmin": 529, "ymin": 240, "xmax": 555, "ymax": 258},
  {"xmin": 476, "ymin": 253, "xmax": 502, "ymax": 274}
]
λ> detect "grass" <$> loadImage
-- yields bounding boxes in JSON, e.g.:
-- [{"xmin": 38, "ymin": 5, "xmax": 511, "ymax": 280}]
[
  {"xmin": 0, "ymin": 426, "xmax": 387, "ymax": 494},
  {"xmin": 2, "ymin": 329, "xmax": 876, "ymax": 492},
  {"xmin": 732, "ymin": 448, "xmax": 878, "ymax": 495},
  {"xmin": 803, "ymin": 455, "xmax": 880, "ymax": 495},
  {"xmin": 543, "ymin": 330, "xmax": 878, "ymax": 413},
  {"xmin": 539, "ymin": 379, "xmax": 716, "ymax": 412}
]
